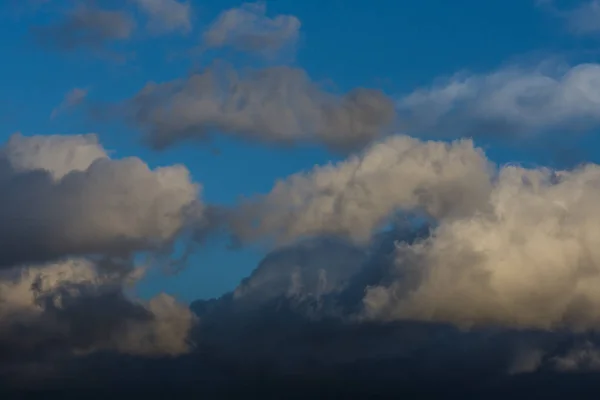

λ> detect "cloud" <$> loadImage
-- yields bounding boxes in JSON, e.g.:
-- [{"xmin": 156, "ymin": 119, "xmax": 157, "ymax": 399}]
[
  {"xmin": 362, "ymin": 161, "xmax": 600, "ymax": 331},
  {"xmin": 563, "ymin": 1, "xmax": 600, "ymax": 35},
  {"xmin": 231, "ymin": 135, "xmax": 493, "ymax": 246},
  {"xmin": 133, "ymin": 0, "xmax": 192, "ymax": 35},
  {"xmin": 0, "ymin": 258, "xmax": 196, "ymax": 367},
  {"xmin": 553, "ymin": 342, "xmax": 600, "ymax": 371},
  {"xmin": 50, "ymin": 88, "xmax": 88, "ymax": 119},
  {"xmin": 203, "ymin": 2, "xmax": 300, "ymax": 56},
  {"xmin": 124, "ymin": 64, "xmax": 396, "ymax": 151},
  {"xmin": 0, "ymin": 132, "xmax": 200, "ymax": 385},
  {"xmin": 226, "ymin": 132, "xmax": 600, "ymax": 333},
  {"xmin": 396, "ymin": 63, "xmax": 600, "ymax": 139},
  {"xmin": 33, "ymin": 5, "xmax": 135, "ymax": 51},
  {"xmin": 540, "ymin": 0, "xmax": 600, "ymax": 36},
  {"xmin": 231, "ymin": 237, "xmax": 367, "ymax": 311},
  {"xmin": 0, "ymin": 132, "xmax": 202, "ymax": 268}
]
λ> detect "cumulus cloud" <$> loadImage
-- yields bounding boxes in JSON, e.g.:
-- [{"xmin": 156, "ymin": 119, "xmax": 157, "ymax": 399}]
[
  {"xmin": 231, "ymin": 135, "xmax": 492, "ymax": 246},
  {"xmin": 50, "ymin": 87, "xmax": 88, "ymax": 119},
  {"xmin": 133, "ymin": 0, "xmax": 192, "ymax": 35},
  {"xmin": 125, "ymin": 65, "xmax": 395, "ymax": 151},
  {"xmin": 203, "ymin": 2, "xmax": 300, "ymax": 56},
  {"xmin": 0, "ymin": 132, "xmax": 200, "ymax": 383},
  {"xmin": 0, "ymin": 132, "xmax": 202, "ymax": 267},
  {"xmin": 396, "ymin": 63, "xmax": 600, "ymax": 138},
  {"xmin": 0, "ymin": 258, "xmax": 196, "ymax": 365},
  {"xmin": 226, "ymin": 132, "xmax": 600, "ymax": 333},
  {"xmin": 362, "ymin": 162, "xmax": 600, "ymax": 331},
  {"xmin": 33, "ymin": 5, "xmax": 135, "ymax": 51}
]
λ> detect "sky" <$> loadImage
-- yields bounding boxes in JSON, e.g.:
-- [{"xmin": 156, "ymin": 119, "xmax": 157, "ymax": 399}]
[
  {"xmin": 2, "ymin": 0, "xmax": 599, "ymax": 303},
  {"xmin": 7, "ymin": 0, "xmax": 600, "ymax": 395}
]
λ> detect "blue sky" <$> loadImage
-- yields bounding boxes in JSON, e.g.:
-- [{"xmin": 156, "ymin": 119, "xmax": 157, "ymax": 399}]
[{"xmin": 2, "ymin": 0, "xmax": 600, "ymax": 302}]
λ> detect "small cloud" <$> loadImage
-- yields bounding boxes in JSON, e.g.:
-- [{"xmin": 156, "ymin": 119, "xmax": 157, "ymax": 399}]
[
  {"xmin": 133, "ymin": 0, "xmax": 192, "ymax": 35},
  {"xmin": 50, "ymin": 87, "xmax": 88, "ymax": 119},
  {"xmin": 203, "ymin": 2, "xmax": 301, "ymax": 57},
  {"xmin": 33, "ymin": 5, "xmax": 135, "ymax": 52},
  {"xmin": 564, "ymin": 1, "xmax": 600, "ymax": 35},
  {"xmin": 537, "ymin": 0, "xmax": 600, "ymax": 37}
]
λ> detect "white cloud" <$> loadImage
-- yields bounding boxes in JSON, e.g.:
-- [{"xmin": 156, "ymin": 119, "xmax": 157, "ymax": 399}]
[
  {"xmin": 203, "ymin": 2, "xmax": 300, "ymax": 56},
  {"xmin": 362, "ymin": 153, "xmax": 600, "ymax": 331},
  {"xmin": 396, "ymin": 63, "xmax": 600, "ymax": 138},
  {"xmin": 133, "ymin": 0, "xmax": 192, "ymax": 34}
]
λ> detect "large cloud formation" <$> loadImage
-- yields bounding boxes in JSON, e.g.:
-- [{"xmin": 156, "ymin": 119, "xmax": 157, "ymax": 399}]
[
  {"xmin": 124, "ymin": 65, "xmax": 396, "ymax": 151},
  {"xmin": 0, "ymin": 133, "xmax": 202, "ymax": 267},
  {"xmin": 230, "ymin": 134, "xmax": 600, "ymax": 333}
]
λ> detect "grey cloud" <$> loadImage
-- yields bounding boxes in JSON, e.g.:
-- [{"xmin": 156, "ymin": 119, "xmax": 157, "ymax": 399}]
[
  {"xmin": 50, "ymin": 87, "xmax": 88, "ymax": 119},
  {"xmin": 396, "ymin": 63, "xmax": 600, "ymax": 139},
  {"xmin": 0, "ymin": 258, "xmax": 196, "ymax": 366},
  {"xmin": 34, "ymin": 5, "xmax": 135, "ymax": 51},
  {"xmin": 0, "ymin": 133, "xmax": 202, "ymax": 268},
  {"xmin": 553, "ymin": 342, "xmax": 600, "ymax": 371},
  {"xmin": 133, "ymin": 0, "xmax": 192, "ymax": 35},
  {"xmin": 564, "ymin": 1, "xmax": 600, "ymax": 35},
  {"xmin": 540, "ymin": 0, "xmax": 600, "ymax": 36},
  {"xmin": 203, "ymin": 2, "xmax": 300, "ymax": 56},
  {"xmin": 125, "ymin": 65, "xmax": 396, "ymax": 151}
]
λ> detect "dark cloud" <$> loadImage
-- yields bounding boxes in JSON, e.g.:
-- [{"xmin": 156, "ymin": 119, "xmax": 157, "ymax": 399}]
[
  {"xmin": 4, "ymin": 232, "xmax": 600, "ymax": 397},
  {"xmin": 123, "ymin": 64, "xmax": 396, "ymax": 152},
  {"xmin": 133, "ymin": 0, "xmax": 192, "ymax": 35},
  {"xmin": 0, "ymin": 132, "xmax": 202, "ymax": 391},
  {"xmin": 0, "ymin": 133, "xmax": 202, "ymax": 268},
  {"xmin": 0, "ymin": 258, "xmax": 196, "ymax": 384}
]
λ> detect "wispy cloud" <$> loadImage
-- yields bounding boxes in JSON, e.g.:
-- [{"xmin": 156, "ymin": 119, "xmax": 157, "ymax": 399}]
[
  {"xmin": 395, "ymin": 62, "xmax": 600, "ymax": 138},
  {"xmin": 133, "ymin": 0, "xmax": 192, "ymax": 35},
  {"xmin": 537, "ymin": 0, "xmax": 600, "ymax": 36},
  {"xmin": 50, "ymin": 87, "xmax": 88, "ymax": 119},
  {"xmin": 564, "ymin": 0, "xmax": 600, "ymax": 35},
  {"xmin": 33, "ymin": 5, "xmax": 135, "ymax": 51}
]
